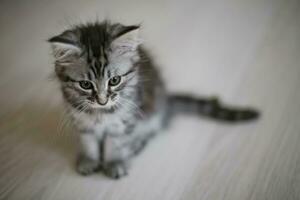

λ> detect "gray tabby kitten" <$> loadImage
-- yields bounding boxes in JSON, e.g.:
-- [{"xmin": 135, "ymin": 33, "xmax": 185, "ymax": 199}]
[{"xmin": 48, "ymin": 21, "xmax": 259, "ymax": 179}]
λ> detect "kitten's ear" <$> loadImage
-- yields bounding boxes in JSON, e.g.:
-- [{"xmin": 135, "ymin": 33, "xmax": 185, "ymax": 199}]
[
  {"xmin": 111, "ymin": 25, "xmax": 142, "ymax": 54},
  {"xmin": 48, "ymin": 30, "xmax": 81, "ymax": 61}
]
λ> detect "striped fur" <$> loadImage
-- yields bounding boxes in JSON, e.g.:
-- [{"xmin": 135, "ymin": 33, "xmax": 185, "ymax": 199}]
[
  {"xmin": 167, "ymin": 95, "xmax": 259, "ymax": 122},
  {"xmin": 48, "ymin": 21, "xmax": 259, "ymax": 179}
]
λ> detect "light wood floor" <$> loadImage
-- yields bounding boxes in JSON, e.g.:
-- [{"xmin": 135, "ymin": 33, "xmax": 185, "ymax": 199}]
[{"xmin": 0, "ymin": 0, "xmax": 300, "ymax": 199}]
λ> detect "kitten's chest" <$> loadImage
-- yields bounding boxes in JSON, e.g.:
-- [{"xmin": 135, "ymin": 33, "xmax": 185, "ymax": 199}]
[
  {"xmin": 94, "ymin": 115, "xmax": 127, "ymax": 137},
  {"xmin": 74, "ymin": 112, "xmax": 128, "ymax": 136}
]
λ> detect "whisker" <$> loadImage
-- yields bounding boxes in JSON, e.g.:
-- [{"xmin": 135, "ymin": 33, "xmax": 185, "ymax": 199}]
[{"xmin": 119, "ymin": 98, "xmax": 146, "ymax": 119}]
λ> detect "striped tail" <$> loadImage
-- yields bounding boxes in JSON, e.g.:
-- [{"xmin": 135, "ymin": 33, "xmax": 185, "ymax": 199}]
[{"xmin": 167, "ymin": 95, "xmax": 259, "ymax": 122}]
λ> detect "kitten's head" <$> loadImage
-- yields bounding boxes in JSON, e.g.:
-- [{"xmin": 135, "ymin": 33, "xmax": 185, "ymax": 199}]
[{"xmin": 48, "ymin": 21, "xmax": 142, "ymax": 113}]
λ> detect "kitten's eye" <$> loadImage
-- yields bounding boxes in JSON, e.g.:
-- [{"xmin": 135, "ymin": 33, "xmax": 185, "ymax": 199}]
[
  {"xmin": 79, "ymin": 81, "xmax": 93, "ymax": 90},
  {"xmin": 109, "ymin": 76, "xmax": 121, "ymax": 86}
]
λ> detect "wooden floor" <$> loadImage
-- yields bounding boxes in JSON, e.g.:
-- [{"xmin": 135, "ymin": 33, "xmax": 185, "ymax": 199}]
[{"xmin": 0, "ymin": 0, "xmax": 300, "ymax": 199}]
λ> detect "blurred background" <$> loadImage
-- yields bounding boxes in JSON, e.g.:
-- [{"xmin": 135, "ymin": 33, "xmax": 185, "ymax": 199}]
[{"xmin": 0, "ymin": 0, "xmax": 299, "ymax": 199}]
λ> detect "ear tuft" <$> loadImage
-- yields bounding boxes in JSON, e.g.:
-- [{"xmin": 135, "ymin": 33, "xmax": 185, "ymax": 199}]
[
  {"xmin": 111, "ymin": 25, "xmax": 142, "ymax": 55},
  {"xmin": 48, "ymin": 30, "xmax": 81, "ymax": 61}
]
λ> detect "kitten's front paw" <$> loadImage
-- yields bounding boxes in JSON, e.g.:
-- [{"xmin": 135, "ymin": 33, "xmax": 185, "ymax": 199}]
[
  {"xmin": 76, "ymin": 155, "xmax": 100, "ymax": 176},
  {"xmin": 103, "ymin": 161, "xmax": 128, "ymax": 179}
]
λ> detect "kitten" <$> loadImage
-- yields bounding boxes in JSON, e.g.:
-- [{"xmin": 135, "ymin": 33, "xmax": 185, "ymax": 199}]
[{"xmin": 48, "ymin": 21, "xmax": 259, "ymax": 179}]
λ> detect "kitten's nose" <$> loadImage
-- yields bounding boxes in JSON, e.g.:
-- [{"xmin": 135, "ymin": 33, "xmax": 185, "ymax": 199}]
[{"xmin": 96, "ymin": 94, "xmax": 108, "ymax": 105}]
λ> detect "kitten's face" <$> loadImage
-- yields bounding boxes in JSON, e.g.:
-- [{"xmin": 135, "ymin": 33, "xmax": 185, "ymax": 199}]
[
  {"xmin": 60, "ymin": 56, "xmax": 137, "ymax": 112},
  {"xmin": 49, "ymin": 22, "xmax": 141, "ymax": 112}
]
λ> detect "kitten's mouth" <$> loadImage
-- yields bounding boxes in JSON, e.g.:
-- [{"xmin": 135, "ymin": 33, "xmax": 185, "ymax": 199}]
[
  {"xmin": 87, "ymin": 101, "xmax": 118, "ymax": 112},
  {"xmin": 89, "ymin": 102, "xmax": 108, "ymax": 108}
]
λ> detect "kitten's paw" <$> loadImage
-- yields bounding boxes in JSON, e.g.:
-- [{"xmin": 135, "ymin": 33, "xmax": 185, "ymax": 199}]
[
  {"xmin": 103, "ymin": 161, "xmax": 128, "ymax": 179},
  {"xmin": 76, "ymin": 155, "xmax": 100, "ymax": 176}
]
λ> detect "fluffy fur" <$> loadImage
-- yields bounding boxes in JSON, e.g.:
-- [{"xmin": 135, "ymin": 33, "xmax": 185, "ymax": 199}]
[{"xmin": 48, "ymin": 21, "xmax": 259, "ymax": 179}]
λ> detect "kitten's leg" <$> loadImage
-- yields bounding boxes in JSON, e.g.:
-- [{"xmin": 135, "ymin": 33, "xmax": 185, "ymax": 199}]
[
  {"xmin": 101, "ymin": 135, "xmax": 129, "ymax": 179},
  {"xmin": 102, "ymin": 134, "xmax": 153, "ymax": 179},
  {"xmin": 76, "ymin": 133, "xmax": 101, "ymax": 175}
]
